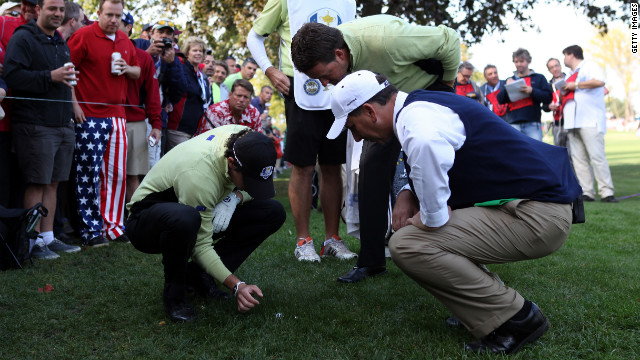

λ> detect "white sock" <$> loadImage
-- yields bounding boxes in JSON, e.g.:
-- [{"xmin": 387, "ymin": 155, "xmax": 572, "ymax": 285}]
[
  {"xmin": 31, "ymin": 237, "xmax": 42, "ymax": 250},
  {"xmin": 40, "ymin": 231, "xmax": 54, "ymax": 246}
]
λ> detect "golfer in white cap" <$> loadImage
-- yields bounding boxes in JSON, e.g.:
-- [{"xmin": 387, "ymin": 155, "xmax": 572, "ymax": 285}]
[{"xmin": 329, "ymin": 70, "xmax": 582, "ymax": 355}]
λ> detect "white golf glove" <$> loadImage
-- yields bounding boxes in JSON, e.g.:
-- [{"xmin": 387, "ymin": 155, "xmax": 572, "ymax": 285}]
[{"xmin": 211, "ymin": 192, "xmax": 241, "ymax": 233}]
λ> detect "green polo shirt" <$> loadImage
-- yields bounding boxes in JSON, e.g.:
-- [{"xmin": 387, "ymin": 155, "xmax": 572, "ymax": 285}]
[
  {"xmin": 223, "ymin": 72, "xmax": 242, "ymax": 93},
  {"xmin": 339, "ymin": 14, "xmax": 461, "ymax": 92},
  {"xmin": 127, "ymin": 125, "xmax": 252, "ymax": 283}
]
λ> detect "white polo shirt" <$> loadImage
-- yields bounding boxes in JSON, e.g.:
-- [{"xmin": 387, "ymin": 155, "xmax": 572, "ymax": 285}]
[{"xmin": 563, "ymin": 59, "xmax": 607, "ymax": 133}]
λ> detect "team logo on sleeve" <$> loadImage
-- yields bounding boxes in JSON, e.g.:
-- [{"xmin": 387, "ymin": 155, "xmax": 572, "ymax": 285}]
[
  {"xmin": 260, "ymin": 166, "xmax": 274, "ymax": 179},
  {"xmin": 303, "ymin": 79, "xmax": 321, "ymax": 96},
  {"xmin": 308, "ymin": 8, "xmax": 344, "ymax": 26}
]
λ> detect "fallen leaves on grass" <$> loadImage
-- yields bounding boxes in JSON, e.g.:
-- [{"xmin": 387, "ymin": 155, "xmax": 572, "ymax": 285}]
[{"xmin": 37, "ymin": 284, "xmax": 54, "ymax": 293}]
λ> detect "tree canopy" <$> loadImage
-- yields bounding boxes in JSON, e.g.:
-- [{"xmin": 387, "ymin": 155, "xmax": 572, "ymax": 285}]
[
  {"xmin": 72, "ymin": 0, "xmax": 628, "ymax": 60},
  {"xmin": 360, "ymin": 0, "xmax": 627, "ymax": 44},
  {"xmin": 589, "ymin": 27, "xmax": 638, "ymax": 122}
]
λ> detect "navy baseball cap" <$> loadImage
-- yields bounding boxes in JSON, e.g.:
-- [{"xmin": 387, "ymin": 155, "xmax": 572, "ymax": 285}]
[
  {"xmin": 232, "ymin": 131, "xmax": 277, "ymax": 200},
  {"xmin": 122, "ymin": 10, "xmax": 134, "ymax": 26}
]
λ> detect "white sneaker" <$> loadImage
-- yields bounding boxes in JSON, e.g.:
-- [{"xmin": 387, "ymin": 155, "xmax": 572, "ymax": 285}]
[
  {"xmin": 294, "ymin": 238, "xmax": 321, "ymax": 262},
  {"xmin": 321, "ymin": 236, "xmax": 357, "ymax": 260}
]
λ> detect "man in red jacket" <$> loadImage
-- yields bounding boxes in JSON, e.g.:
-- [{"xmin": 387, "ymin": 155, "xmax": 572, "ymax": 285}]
[
  {"xmin": 0, "ymin": 0, "xmax": 38, "ymax": 209},
  {"xmin": 119, "ymin": 10, "xmax": 161, "ymax": 202},
  {"xmin": 67, "ymin": 0, "xmax": 140, "ymax": 246},
  {"xmin": 453, "ymin": 61, "xmax": 482, "ymax": 103},
  {"xmin": 0, "ymin": 0, "xmax": 37, "ymax": 52}
]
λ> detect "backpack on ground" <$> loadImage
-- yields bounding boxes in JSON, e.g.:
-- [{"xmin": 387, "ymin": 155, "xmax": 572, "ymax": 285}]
[{"xmin": 0, "ymin": 203, "xmax": 47, "ymax": 270}]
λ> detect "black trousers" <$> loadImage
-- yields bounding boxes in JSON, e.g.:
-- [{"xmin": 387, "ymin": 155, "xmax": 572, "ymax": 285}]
[
  {"xmin": 125, "ymin": 198, "xmax": 286, "ymax": 285},
  {"xmin": 356, "ymin": 137, "xmax": 401, "ymax": 267}
]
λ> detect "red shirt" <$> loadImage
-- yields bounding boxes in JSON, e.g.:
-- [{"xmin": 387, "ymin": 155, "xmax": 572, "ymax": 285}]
[
  {"xmin": 485, "ymin": 89, "xmax": 508, "ymax": 117},
  {"xmin": 0, "ymin": 14, "xmax": 27, "ymax": 60},
  {"xmin": 67, "ymin": 22, "xmax": 138, "ymax": 118},
  {"xmin": 196, "ymin": 100, "xmax": 262, "ymax": 136},
  {"xmin": 0, "ymin": 15, "xmax": 26, "ymax": 132},
  {"xmin": 455, "ymin": 83, "xmax": 475, "ymax": 97},
  {"xmin": 508, "ymin": 77, "xmax": 534, "ymax": 111},
  {"xmin": 125, "ymin": 47, "xmax": 161, "ymax": 129}
]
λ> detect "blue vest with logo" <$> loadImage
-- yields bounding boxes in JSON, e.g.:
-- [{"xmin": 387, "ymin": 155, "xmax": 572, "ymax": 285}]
[{"xmin": 400, "ymin": 90, "xmax": 581, "ymax": 209}]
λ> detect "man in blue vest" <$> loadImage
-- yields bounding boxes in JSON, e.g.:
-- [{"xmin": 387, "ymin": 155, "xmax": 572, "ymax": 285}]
[{"xmin": 327, "ymin": 70, "xmax": 581, "ymax": 354}]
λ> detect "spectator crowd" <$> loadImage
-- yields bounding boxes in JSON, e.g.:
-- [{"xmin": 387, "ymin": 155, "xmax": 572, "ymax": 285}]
[{"xmin": 0, "ymin": 0, "xmax": 284, "ymax": 257}]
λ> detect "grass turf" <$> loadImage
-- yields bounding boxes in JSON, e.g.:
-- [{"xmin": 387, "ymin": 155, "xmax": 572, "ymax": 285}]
[{"xmin": 1, "ymin": 132, "xmax": 639, "ymax": 359}]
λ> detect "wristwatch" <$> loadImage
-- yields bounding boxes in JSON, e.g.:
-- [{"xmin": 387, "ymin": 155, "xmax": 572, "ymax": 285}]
[{"xmin": 233, "ymin": 281, "xmax": 246, "ymax": 296}]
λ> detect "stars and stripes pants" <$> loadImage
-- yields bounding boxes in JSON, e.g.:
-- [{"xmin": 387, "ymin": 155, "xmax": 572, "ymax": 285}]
[{"xmin": 74, "ymin": 116, "xmax": 127, "ymax": 241}]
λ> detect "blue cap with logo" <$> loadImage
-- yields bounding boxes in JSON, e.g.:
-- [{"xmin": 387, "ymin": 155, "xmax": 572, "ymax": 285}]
[{"xmin": 122, "ymin": 10, "xmax": 134, "ymax": 26}]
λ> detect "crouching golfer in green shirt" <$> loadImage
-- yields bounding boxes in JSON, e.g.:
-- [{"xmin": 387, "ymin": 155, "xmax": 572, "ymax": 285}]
[{"xmin": 126, "ymin": 125, "xmax": 285, "ymax": 322}]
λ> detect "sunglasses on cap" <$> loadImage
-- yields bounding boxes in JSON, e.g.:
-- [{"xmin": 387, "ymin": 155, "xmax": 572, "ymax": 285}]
[{"xmin": 156, "ymin": 19, "xmax": 175, "ymax": 27}]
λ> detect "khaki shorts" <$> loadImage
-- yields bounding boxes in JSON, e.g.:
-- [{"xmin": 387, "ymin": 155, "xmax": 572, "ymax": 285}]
[
  {"xmin": 126, "ymin": 121, "xmax": 149, "ymax": 176},
  {"xmin": 166, "ymin": 129, "xmax": 192, "ymax": 152}
]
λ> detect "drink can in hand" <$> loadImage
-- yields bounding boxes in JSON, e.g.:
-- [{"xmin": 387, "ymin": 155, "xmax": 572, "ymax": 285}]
[
  {"xmin": 111, "ymin": 52, "xmax": 122, "ymax": 75},
  {"xmin": 64, "ymin": 62, "xmax": 77, "ymax": 86}
]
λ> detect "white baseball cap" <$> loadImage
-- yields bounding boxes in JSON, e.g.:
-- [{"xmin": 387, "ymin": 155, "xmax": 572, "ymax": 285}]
[{"xmin": 327, "ymin": 70, "xmax": 390, "ymax": 139}]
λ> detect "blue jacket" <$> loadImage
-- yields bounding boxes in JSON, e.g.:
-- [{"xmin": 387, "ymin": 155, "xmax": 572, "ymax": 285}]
[
  {"xmin": 496, "ymin": 71, "xmax": 552, "ymax": 124},
  {"xmin": 173, "ymin": 59, "xmax": 212, "ymax": 135},
  {"xmin": 402, "ymin": 90, "xmax": 581, "ymax": 209},
  {"xmin": 134, "ymin": 38, "xmax": 186, "ymax": 127},
  {"xmin": 250, "ymin": 97, "xmax": 266, "ymax": 114}
]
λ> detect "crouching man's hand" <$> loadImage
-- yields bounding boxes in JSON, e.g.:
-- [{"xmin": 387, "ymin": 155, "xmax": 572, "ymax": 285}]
[
  {"xmin": 392, "ymin": 190, "xmax": 419, "ymax": 231},
  {"xmin": 224, "ymin": 275, "xmax": 263, "ymax": 313},
  {"xmin": 235, "ymin": 284, "xmax": 263, "ymax": 313}
]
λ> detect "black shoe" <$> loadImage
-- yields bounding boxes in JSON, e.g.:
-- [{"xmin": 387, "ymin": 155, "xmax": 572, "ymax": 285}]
[
  {"xmin": 186, "ymin": 262, "xmax": 231, "ymax": 300},
  {"xmin": 163, "ymin": 284, "xmax": 197, "ymax": 322},
  {"xmin": 465, "ymin": 302, "xmax": 549, "ymax": 355},
  {"xmin": 82, "ymin": 236, "xmax": 109, "ymax": 248},
  {"xmin": 337, "ymin": 266, "xmax": 387, "ymax": 283},
  {"xmin": 601, "ymin": 196, "xmax": 619, "ymax": 203},
  {"xmin": 54, "ymin": 231, "xmax": 71, "ymax": 243},
  {"xmin": 113, "ymin": 234, "xmax": 130, "ymax": 243},
  {"xmin": 164, "ymin": 299, "xmax": 197, "ymax": 322},
  {"xmin": 581, "ymin": 194, "xmax": 595, "ymax": 202},
  {"xmin": 445, "ymin": 316, "xmax": 463, "ymax": 328}
]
